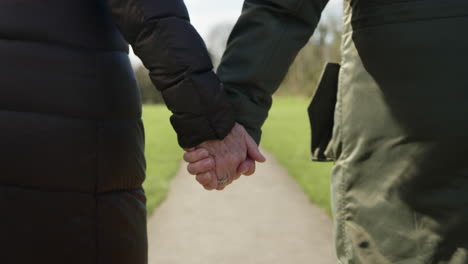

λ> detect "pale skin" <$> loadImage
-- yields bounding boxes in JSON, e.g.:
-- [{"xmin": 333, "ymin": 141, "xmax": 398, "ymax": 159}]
[{"xmin": 184, "ymin": 123, "xmax": 266, "ymax": 190}]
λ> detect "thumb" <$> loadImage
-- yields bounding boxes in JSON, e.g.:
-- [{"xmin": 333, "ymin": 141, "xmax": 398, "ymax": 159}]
[{"xmin": 245, "ymin": 135, "xmax": 266, "ymax": 163}]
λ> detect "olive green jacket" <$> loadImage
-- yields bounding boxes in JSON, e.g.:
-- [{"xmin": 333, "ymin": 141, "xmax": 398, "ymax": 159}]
[{"xmin": 218, "ymin": 0, "xmax": 468, "ymax": 263}]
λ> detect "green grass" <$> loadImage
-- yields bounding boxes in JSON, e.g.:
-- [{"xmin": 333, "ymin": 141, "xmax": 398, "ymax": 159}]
[
  {"xmin": 142, "ymin": 105, "xmax": 183, "ymax": 216},
  {"xmin": 261, "ymin": 97, "xmax": 333, "ymax": 215},
  {"xmin": 141, "ymin": 97, "xmax": 333, "ymax": 216}
]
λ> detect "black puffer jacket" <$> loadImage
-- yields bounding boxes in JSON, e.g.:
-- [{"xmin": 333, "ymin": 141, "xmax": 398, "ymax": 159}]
[{"xmin": 0, "ymin": 0, "xmax": 234, "ymax": 263}]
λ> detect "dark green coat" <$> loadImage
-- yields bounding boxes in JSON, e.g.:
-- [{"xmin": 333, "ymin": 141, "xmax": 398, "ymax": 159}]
[{"xmin": 218, "ymin": 0, "xmax": 468, "ymax": 263}]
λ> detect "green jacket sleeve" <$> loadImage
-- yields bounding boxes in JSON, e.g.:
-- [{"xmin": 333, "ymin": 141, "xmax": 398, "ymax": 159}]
[{"xmin": 217, "ymin": 0, "xmax": 329, "ymax": 143}]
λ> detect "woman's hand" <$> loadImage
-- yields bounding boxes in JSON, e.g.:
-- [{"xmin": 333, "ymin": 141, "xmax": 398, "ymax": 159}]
[{"xmin": 183, "ymin": 123, "xmax": 265, "ymax": 190}]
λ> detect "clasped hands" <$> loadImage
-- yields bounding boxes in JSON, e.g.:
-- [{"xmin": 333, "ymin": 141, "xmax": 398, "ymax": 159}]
[{"xmin": 184, "ymin": 123, "xmax": 266, "ymax": 190}]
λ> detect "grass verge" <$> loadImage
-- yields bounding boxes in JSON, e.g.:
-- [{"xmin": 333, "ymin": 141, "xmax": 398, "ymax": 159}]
[
  {"xmin": 142, "ymin": 105, "xmax": 183, "ymax": 216},
  {"xmin": 261, "ymin": 97, "xmax": 333, "ymax": 215}
]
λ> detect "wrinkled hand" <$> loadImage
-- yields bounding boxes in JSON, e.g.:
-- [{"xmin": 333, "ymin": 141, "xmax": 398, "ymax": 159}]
[{"xmin": 184, "ymin": 123, "xmax": 265, "ymax": 190}]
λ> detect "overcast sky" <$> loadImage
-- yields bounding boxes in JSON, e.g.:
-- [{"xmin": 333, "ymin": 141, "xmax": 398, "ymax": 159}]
[
  {"xmin": 130, "ymin": 0, "xmax": 343, "ymax": 66},
  {"xmin": 186, "ymin": 0, "xmax": 343, "ymax": 37}
]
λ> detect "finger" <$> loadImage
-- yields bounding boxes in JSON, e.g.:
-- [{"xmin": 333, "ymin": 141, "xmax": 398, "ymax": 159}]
[
  {"xmin": 245, "ymin": 135, "xmax": 266, "ymax": 163},
  {"xmin": 238, "ymin": 158, "xmax": 256, "ymax": 176},
  {"xmin": 203, "ymin": 182, "xmax": 215, "ymax": 191},
  {"xmin": 216, "ymin": 177, "xmax": 230, "ymax": 191},
  {"xmin": 183, "ymin": 148, "xmax": 210, "ymax": 163},
  {"xmin": 215, "ymin": 171, "xmax": 229, "ymax": 191},
  {"xmin": 236, "ymin": 159, "xmax": 253, "ymax": 176},
  {"xmin": 201, "ymin": 171, "xmax": 217, "ymax": 191},
  {"xmin": 225, "ymin": 173, "xmax": 241, "ymax": 189},
  {"xmin": 223, "ymin": 170, "xmax": 241, "ymax": 189},
  {"xmin": 184, "ymin": 147, "xmax": 196, "ymax": 152},
  {"xmin": 207, "ymin": 171, "xmax": 218, "ymax": 190},
  {"xmin": 232, "ymin": 172, "xmax": 242, "ymax": 181},
  {"xmin": 187, "ymin": 158, "xmax": 215, "ymax": 175},
  {"xmin": 196, "ymin": 172, "xmax": 212, "ymax": 186},
  {"xmin": 203, "ymin": 185, "xmax": 214, "ymax": 191}
]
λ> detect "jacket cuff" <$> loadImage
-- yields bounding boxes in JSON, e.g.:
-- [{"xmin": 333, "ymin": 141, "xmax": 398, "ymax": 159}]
[
  {"xmin": 163, "ymin": 72, "xmax": 236, "ymax": 148},
  {"xmin": 222, "ymin": 83, "xmax": 271, "ymax": 146},
  {"xmin": 244, "ymin": 126, "xmax": 262, "ymax": 145},
  {"xmin": 171, "ymin": 106, "xmax": 235, "ymax": 149}
]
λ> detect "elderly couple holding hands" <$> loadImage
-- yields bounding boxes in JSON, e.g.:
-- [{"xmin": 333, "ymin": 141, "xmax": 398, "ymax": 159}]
[{"xmin": 2, "ymin": 0, "xmax": 468, "ymax": 263}]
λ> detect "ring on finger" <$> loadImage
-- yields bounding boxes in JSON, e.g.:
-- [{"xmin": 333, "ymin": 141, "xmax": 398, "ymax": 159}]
[{"xmin": 217, "ymin": 178, "xmax": 228, "ymax": 185}]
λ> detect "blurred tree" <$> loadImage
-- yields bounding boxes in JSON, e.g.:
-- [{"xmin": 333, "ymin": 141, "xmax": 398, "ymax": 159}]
[
  {"xmin": 136, "ymin": 14, "xmax": 343, "ymax": 104},
  {"xmin": 278, "ymin": 15, "xmax": 342, "ymax": 97},
  {"xmin": 206, "ymin": 14, "xmax": 343, "ymax": 97},
  {"xmin": 134, "ymin": 65, "xmax": 164, "ymax": 104}
]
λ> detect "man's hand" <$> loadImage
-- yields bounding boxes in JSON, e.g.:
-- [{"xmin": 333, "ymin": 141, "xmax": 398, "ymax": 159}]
[{"xmin": 184, "ymin": 123, "xmax": 265, "ymax": 190}]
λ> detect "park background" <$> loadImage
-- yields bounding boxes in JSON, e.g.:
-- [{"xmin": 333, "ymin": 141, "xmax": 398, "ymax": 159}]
[{"xmin": 135, "ymin": 0, "xmax": 344, "ymax": 217}]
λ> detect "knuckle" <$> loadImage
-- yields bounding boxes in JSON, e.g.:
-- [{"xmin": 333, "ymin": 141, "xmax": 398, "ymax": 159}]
[
  {"xmin": 195, "ymin": 174, "xmax": 203, "ymax": 182},
  {"xmin": 183, "ymin": 152, "xmax": 190, "ymax": 162},
  {"xmin": 187, "ymin": 164, "xmax": 197, "ymax": 175},
  {"xmin": 200, "ymin": 149, "xmax": 209, "ymax": 157},
  {"xmin": 247, "ymin": 165, "xmax": 256, "ymax": 175},
  {"xmin": 205, "ymin": 158, "xmax": 215, "ymax": 168},
  {"xmin": 187, "ymin": 153, "xmax": 198, "ymax": 163},
  {"xmin": 227, "ymin": 154, "xmax": 238, "ymax": 164},
  {"xmin": 196, "ymin": 174, "xmax": 209, "ymax": 184}
]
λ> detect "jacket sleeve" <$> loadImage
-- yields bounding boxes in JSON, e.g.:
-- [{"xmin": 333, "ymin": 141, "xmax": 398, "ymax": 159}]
[
  {"xmin": 217, "ymin": 0, "xmax": 329, "ymax": 143},
  {"xmin": 107, "ymin": 0, "xmax": 235, "ymax": 148}
]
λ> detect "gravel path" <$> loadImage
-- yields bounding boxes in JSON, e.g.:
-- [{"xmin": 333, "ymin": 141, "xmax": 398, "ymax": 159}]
[{"xmin": 147, "ymin": 150, "xmax": 336, "ymax": 264}]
